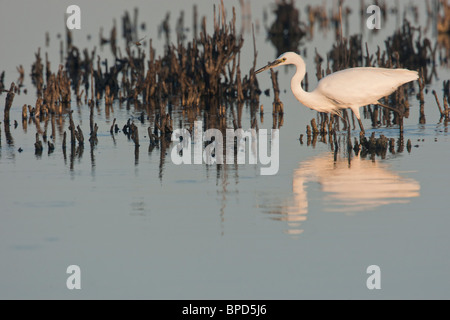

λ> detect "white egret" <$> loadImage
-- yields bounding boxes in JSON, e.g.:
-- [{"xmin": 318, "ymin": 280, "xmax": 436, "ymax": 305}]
[{"xmin": 255, "ymin": 52, "xmax": 418, "ymax": 134}]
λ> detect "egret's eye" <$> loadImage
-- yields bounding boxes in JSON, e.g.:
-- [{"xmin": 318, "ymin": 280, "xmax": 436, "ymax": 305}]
[{"xmin": 282, "ymin": 58, "xmax": 286, "ymax": 62}]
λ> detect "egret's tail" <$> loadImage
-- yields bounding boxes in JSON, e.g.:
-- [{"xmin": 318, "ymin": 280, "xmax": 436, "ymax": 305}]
[{"xmin": 394, "ymin": 69, "xmax": 419, "ymax": 83}]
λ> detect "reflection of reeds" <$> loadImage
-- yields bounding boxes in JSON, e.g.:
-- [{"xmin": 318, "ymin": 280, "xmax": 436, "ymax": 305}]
[
  {"xmin": 438, "ymin": 0, "xmax": 450, "ymax": 34},
  {"xmin": 302, "ymin": 113, "xmax": 410, "ymax": 160},
  {"xmin": 3, "ymin": 82, "xmax": 15, "ymax": 125},
  {"xmin": 385, "ymin": 20, "xmax": 436, "ymax": 78},
  {"xmin": 3, "ymin": 2, "xmax": 265, "ymax": 166},
  {"xmin": 23, "ymin": 1, "xmax": 261, "ymax": 129},
  {"xmin": 269, "ymin": 68, "xmax": 283, "ymax": 126},
  {"xmin": 267, "ymin": 0, "xmax": 306, "ymax": 56},
  {"xmin": 3, "ymin": 82, "xmax": 15, "ymax": 145},
  {"xmin": 433, "ymin": 88, "xmax": 450, "ymax": 121},
  {"xmin": 34, "ymin": 132, "xmax": 43, "ymax": 155},
  {"xmin": 93, "ymin": 1, "xmax": 259, "ymax": 108},
  {"xmin": 0, "ymin": 71, "xmax": 5, "ymax": 93}
]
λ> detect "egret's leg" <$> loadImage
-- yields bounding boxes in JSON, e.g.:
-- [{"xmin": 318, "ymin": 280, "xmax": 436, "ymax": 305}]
[
  {"xmin": 344, "ymin": 111, "xmax": 350, "ymax": 131},
  {"xmin": 333, "ymin": 111, "xmax": 346, "ymax": 128},
  {"xmin": 344, "ymin": 111, "xmax": 353, "ymax": 152},
  {"xmin": 376, "ymin": 102, "xmax": 404, "ymax": 133},
  {"xmin": 376, "ymin": 102, "xmax": 403, "ymax": 116},
  {"xmin": 357, "ymin": 118, "xmax": 365, "ymax": 135}
]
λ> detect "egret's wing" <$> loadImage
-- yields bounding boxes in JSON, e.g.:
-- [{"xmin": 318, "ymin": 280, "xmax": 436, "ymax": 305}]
[{"xmin": 316, "ymin": 67, "xmax": 418, "ymax": 107}]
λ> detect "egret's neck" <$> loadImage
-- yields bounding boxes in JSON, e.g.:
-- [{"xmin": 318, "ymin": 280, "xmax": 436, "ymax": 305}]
[
  {"xmin": 291, "ymin": 57, "xmax": 307, "ymax": 97},
  {"xmin": 290, "ymin": 56, "xmax": 314, "ymax": 108}
]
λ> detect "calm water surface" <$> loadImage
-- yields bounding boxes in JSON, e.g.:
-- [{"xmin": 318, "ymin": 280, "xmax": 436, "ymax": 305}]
[{"xmin": 1, "ymin": 0, "xmax": 450, "ymax": 299}]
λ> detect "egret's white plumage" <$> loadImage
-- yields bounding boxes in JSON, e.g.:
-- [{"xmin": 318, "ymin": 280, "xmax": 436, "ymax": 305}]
[{"xmin": 255, "ymin": 52, "xmax": 418, "ymax": 133}]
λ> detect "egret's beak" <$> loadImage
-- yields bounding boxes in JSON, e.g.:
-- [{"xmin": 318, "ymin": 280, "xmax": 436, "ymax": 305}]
[{"xmin": 255, "ymin": 59, "xmax": 283, "ymax": 74}]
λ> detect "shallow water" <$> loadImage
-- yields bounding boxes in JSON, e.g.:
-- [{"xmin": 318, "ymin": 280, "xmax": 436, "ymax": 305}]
[{"xmin": 1, "ymin": 0, "xmax": 450, "ymax": 299}]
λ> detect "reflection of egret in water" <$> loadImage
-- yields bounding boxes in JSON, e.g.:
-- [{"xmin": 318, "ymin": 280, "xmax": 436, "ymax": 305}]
[{"xmin": 264, "ymin": 153, "xmax": 420, "ymax": 235}]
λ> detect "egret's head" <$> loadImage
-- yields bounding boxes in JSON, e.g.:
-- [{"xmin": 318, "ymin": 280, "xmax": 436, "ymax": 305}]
[{"xmin": 255, "ymin": 52, "xmax": 299, "ymax": 74}]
